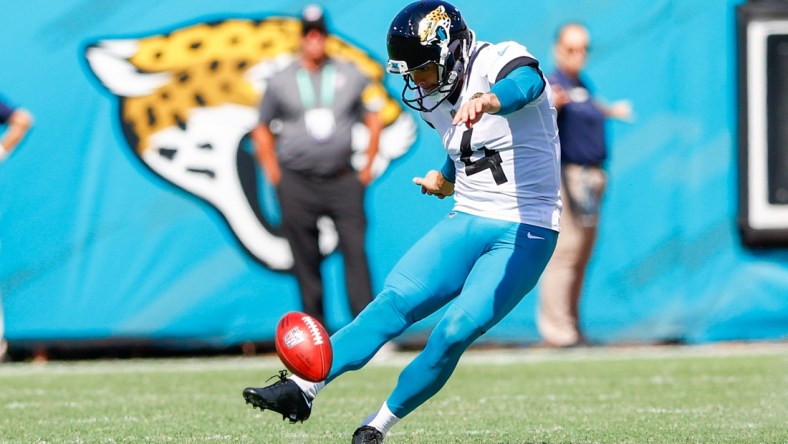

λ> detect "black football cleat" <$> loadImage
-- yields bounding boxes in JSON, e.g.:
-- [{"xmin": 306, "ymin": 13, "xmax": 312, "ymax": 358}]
[
  {"xmin": 243, "ymin": 370, "xmax": 312, "ymax": 423},
  {"xmin": 351, "ymin": 426, "xmax": 384, "ymax": 444}
]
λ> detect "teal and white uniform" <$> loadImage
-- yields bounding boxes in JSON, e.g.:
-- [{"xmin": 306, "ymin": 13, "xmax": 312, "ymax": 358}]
[
  {"xmin": 324, "ymin": 38, "xmax": 562, "ymax": 418},
  {"xmin": 425, "ymin": 39, "xmax": 561, "ymax": 229}
]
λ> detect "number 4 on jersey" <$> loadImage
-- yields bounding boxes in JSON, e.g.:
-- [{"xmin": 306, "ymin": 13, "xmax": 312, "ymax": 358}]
[{"xmin": 459, "ymin": 128, "xmax": 508, "ymax": 185}]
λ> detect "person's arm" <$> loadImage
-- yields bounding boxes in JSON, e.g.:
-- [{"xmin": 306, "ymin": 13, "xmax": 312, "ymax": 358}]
[
  {"xmin": 254, "ymin": 78, "xmax": 282, "ymax": 185},
  {"xmin": 252, "ymin": 123, "xmax": 281, "ymax": 186},
  {"xmin": 0, "ymin": 109, "xmax": 33, "ymax": 159},
  {"xmin": 439, "ymin": 155, "xmax": 455, "ymax": 184},
  {"xmin": 598, "ymin": 99, "xmax": 633, "ymax": 121},
  {"xmin": 358, "ymin": 111, "xmax": 382, "ymax": 186},
  {"xmin": 550, "ymin": 83, "xmax": 571, "ymax": 111},
  {"xmin": 490, "ymin": 65, "xmax": 545, "ymax": 114},
  {"xmin": 451, "ymin": 66, "xmax": 545, "ymax": 128}
]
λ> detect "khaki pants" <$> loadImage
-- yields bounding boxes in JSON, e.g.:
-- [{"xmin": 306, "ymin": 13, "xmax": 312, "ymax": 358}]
[{"xmin": 538, "ymin": 164, "xmax": 606, "ymax": 347}]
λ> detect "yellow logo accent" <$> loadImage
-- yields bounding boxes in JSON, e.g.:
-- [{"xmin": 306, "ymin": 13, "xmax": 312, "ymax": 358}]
[{"xmin": 418, "ymin": 5, "xmax": 451, "ymax": 45}]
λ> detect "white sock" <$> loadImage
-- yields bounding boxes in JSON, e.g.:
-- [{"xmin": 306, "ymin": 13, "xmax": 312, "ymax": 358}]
[
  {"xmin": 0, "ymin": 144, "xmax": 7, "ymax": 162},
  {"xmin": 289, "ymin": 374, "xmax": 325, "ymax": 400},
  {"xmin": 362, "ymin": 402, "xmax": 400, "ymax": 436}
]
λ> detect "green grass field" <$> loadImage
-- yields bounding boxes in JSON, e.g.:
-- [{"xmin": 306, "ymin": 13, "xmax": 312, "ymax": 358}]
[{"xmin": 1, "ymin": 343, "xmax": 786, "ymax": 443}]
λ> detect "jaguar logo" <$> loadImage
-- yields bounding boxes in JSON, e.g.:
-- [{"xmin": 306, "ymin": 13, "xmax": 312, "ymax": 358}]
[
  {"xmin": 86, "ymin": 17, "xmax": 416, "ymax": 270},
  {"xmin": 418, "ymin": 5, "xmax": 451, "ymax": 46}
]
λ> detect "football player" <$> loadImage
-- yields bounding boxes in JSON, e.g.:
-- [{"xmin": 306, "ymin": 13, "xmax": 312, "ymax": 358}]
[{"xmin": 242, "ymin": 1, "xmax": 562, "ymax": 442}]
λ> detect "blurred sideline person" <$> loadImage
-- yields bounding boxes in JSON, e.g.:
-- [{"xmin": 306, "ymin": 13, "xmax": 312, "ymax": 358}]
[
  {"xmin": 252, "ymin": 5, "xmax": 382, "ymax": 330},
  {"xmin": 0, "ymin": 95, "xmax": 33, "ymax": 361},
  {"xmin": 0, "ymin": 97, "xmax": 32, "ymax": 163},
  {"xmin": 538, "ymin": 23, "xmax": 632, "ymax": 347},
  {"xmin": 242, "ymin": 1, "xmax": 561, "ymax": 442}
]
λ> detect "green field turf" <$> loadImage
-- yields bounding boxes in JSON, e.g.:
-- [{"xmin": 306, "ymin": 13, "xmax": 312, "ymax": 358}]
[{"xmin": 1, "ymin": 344, "xmax": 786, "ymax": 443}]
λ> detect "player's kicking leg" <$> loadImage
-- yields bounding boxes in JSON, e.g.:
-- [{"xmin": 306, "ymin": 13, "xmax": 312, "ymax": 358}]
[
  {"xmin": 241, "ymin": 289, "xmax": 407, "ymax": 427},
  {"xmin": 242, "ymin": 215, "xmax": 471, "ymax": 426}
]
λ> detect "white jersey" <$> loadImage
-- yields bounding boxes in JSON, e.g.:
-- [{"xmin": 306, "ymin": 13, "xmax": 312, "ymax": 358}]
[{"xmin": 421, "ymin": 40, "xmax": 562, "ymax": 231}]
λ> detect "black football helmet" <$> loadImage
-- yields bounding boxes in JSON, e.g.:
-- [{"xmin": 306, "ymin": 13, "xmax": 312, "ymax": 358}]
[{"xmin": 386, "ymin": 0, "xmax": 472, "ymax": 112}]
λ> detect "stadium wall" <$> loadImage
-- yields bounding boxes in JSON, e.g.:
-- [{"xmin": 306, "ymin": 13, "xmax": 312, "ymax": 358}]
[{"xmin": 1, "ymin": 0, "xmax": 785, "ymax": 349}]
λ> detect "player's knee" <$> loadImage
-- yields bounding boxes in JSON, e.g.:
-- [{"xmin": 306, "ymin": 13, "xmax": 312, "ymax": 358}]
[
  {"xmin": 432, "ymin": 306, "xmax": 483, "ymax": 355},
  {"xmin": 359, "ymin": 288, "xmax": 412, "ymax": 332}
]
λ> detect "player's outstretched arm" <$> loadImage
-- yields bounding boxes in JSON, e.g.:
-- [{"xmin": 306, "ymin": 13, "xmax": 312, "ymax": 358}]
[
  {"xmin": 452, "ymin": 65, "xmax": 547, "ymax": 129},
  {"xmin": 451, "ymin": 93, "xmax": 501, "ymax": 129},
  {"xmin": 413, "ymin": 170, "xmax": 454, "ymax": 199}
]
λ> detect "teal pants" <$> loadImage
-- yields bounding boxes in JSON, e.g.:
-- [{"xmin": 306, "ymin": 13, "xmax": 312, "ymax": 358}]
[{"xmin": 326, "ymin": 211, "xmax": 557, "ymax": 418}]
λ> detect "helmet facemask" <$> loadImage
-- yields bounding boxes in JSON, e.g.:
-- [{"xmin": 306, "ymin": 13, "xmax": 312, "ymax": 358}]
[{"xmin": 389, "ymin": 38, "xmax": 468, "ymax": 112}]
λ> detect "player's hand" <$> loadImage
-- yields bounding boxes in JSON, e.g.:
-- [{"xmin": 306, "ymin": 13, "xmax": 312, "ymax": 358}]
[
  {"xmin": 413, "ymin": 170, "xmax": 455, "ymax": 199},
  {"xmin": 606, "ymin": 100, "xmax": 634, "ymax": 122},
  {"xmin": 551, "ymin": 84, "xmax": 570, "ymax": 109},
  {"xmin": 452, "ymin": 92, "xmax": 501, "ymax": 128}
]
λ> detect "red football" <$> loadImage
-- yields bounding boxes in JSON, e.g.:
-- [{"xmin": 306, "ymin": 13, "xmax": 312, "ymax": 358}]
[{"xmin": 274, "ymin": 311, "xmax": 333, "ymax": 382}]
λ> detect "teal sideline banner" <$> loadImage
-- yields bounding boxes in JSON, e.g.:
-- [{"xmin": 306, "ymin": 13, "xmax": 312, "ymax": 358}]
[{"xmin": 1, "ymin": 0, "xmax": 785, "ymax": 348}]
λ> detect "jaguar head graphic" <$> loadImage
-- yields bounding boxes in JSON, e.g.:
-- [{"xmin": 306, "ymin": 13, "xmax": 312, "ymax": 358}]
[
  {"xmin": 418, "ymin": 5, "xmax": 451, "ymax": 47},
  {"xmin": 86, "ymin": 17, "xmax": 417, "ymax": 270}
]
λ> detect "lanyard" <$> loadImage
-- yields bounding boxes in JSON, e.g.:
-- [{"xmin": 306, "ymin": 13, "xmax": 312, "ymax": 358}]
[{"xmin": 296, "ymin": 63, "xmax": 336, "ymax": 109}]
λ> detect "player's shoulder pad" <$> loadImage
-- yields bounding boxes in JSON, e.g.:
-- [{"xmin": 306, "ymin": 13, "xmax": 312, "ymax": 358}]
[
  {"xmin": 474, "ymin": 41, "xmax": 531, "ymax": 70},
  {"xmin": 476, "ymin": 41, "xmax": 537, "ymax": 83},
  {"xmin": 485, "ymin": 41, "xmax": 533, "ymax": 61}
]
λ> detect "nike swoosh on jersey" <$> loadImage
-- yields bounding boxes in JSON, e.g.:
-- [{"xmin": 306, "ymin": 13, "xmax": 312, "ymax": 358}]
[{"xmin": 526, "ymin": 232, "xmax": 544, "ymax": 240}]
